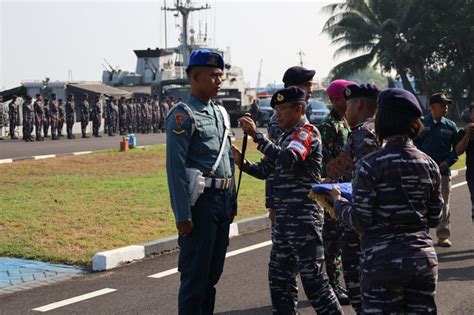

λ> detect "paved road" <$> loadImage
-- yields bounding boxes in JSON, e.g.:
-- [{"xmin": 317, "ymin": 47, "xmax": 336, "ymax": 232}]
[
  {"xmin": 0, "ymin": 129, "xmax": 252, "ymax": 160},
  {"xmin": 0, "ymin": 176, "xmax": 472, "ymax": 314}
]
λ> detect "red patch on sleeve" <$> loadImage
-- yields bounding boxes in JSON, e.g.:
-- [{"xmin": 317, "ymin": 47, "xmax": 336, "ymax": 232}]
[{"xmin": 175, "ymin": 113, "xmax": 189, "ymax": 128}]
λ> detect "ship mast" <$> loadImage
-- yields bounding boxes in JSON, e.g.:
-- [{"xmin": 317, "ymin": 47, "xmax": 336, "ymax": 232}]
[{"xmin": 162, "ymin": 0, "xmax": 210, "ymax": 67}]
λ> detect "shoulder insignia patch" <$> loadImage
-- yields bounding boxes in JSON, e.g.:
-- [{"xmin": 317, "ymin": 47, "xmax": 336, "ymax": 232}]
[
  {"xmin": 297, "ymin": 129, "xmax": 310, "ymax": 142},
  {"xmin": 175, "ymin": 113, "xmax": 189, "ymax": 128},
  {"xmin": 172, "ymin": 129, "xmax": 186, "ymax": 135}
]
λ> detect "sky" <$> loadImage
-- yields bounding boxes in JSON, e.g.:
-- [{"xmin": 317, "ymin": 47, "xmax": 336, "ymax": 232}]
[{"xmin": 0, "ymin": 0, "xmax": 346, "ymax": 90}]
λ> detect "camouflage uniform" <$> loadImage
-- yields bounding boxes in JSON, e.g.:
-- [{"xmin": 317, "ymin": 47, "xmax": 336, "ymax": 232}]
[
  {"xmin": 23, "ymin": 101, "xmax": 35, "ymax": 141},
  {"xmin": 334, "ymin": 138, "xmax": 442, "ymax": 314},
  {"xmin": 267, "ymin": 112, "xmax": 283, "ymax": 141},
  {"xmin": 58, "ymin": 100, "xmax": 65, "ymax": 137},
  {"xmin": 43, "ymin": 100, "xmax": 51, "ymax": 137},
  {"xmin": 91, "ymin": 100, "xmax": 102, "ymax": 137},
  {"xmin": 8, "ymin": 99, "xmax": 19, "ymax": 139},
  {"xmin": 80, "ymin": 98, "xmax": 90, "ymax": 138},
  {"xmin": 319, "ymin": 109, "xmax": 350, "ymax": 294},
  {"xmin": 65, "ymin": 99, "xmax": 76, "ymax": 139},
  {"xmin": 244, "ymin": 119, "xmax": 342, "ymax": 314},
  {"xmin": 109, "ymin": 100, "xmax": 119, "ymax": 136},
  {"xmin": 49, "ymin": 99, "xmax": 59, "ymax": 140},
  {"xmin": 126, "ymin": 100, "xmax": 134, "ymax": 133},
  {"xmin": 152, "ymin": 99, "xmax": 161, "ymax": 133},
  {"xmin": 33, "ymin": 99, "xmax": 45, "ymax": 141},
  {"xmin": 118, "ymin": 99, "xmax": 128, "ymax": 135},
  {"xmin": 338, "ymin": 117, "xmax": 380, "ymax": 314}
]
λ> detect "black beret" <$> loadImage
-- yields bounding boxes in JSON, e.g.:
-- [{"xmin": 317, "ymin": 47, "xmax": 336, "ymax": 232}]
[
  {"xmin": 377, "ymin": 88, "xmax": 422, "ymax": 118},
  {"xmin": 26, "ymin": 95, "xmax": 33, "ymax": 100},
  {"xmin": 429, "ymin": 93, "xmax": 452, "ymax": 105},
  {"xmin": 68, "ymin": 93, "xmax": 74, "ymax": 98},
  {"xmin": 344, "ymin": 83, "xmax": 380, "ymax": 100},
  {"xmin": 35, "ymin": 93, "xmax": 41, "ymax": 97},
  {"xmin": 51, "ymin": 93, "xmax": 56, "ymax": 97},
  {"xmin": 83, "ymin": 93, "xmax": 89, "ymax": 97},
  {"xmin": 270, "ymin": 86, "xmax": 307, "ymax": 108},
  {"xmin": 282, "ymin": 66, "xmax": 315, "ymax": 87}
]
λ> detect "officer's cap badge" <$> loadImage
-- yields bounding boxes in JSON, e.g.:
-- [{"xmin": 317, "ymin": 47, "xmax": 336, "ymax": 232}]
[
  {"xmin": 276, "ymin": 94, "xmax": 284, "ymax": 102},
  {"xmin": 207, "ymin": 55, "xmax": 218, "ymax": 66},
  {"xmin": 344, "ymin": 87, "xmax": 351, "ymax": 97}
]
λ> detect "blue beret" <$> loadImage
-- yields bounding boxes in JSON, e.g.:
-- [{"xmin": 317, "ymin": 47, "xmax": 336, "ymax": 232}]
[
  {"xmin": 377, "ymin": 88, "xmax": 422, "ymax": 118},
  {"xmin": 271, "ymin": 87, "xmax": 306, "ymax": 108},
  {"xmin": 186, "ymin": 49, "xmax": 224, "ymax": 71},
  {"xmin": 344, "ymin": 83, "xmax": 380, "ymax": 100},
  {"xmin": 282, "ymin": 66, "xmax": 316, "ymax": 86}
]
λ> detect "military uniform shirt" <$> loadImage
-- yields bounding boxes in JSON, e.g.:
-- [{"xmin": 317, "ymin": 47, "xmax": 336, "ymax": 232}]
[
  {"xmin": 334, "ymin": 138, "xmax": 443, "ymax": 259},
  {"xmin": 166, "ymin": 95, "xmax": 234, "ymax": 222},
  {"xmin": 247, "ymin": 119, "xmax": 322, "ymax": 214},
  {"xmin": 343, "ymin": 117, "xmax": 379, "ymax": 166},
  {"xmin": 319, "ymin": 108, "xmax": 350, "ymax": 177},
  {"xmin": 415, "ymin": 114, "xmax": 459, "ymax": 175}
]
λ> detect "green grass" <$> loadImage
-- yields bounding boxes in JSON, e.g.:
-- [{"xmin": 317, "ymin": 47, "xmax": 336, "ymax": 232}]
[
  {"xmin": 0, "ymin": 142, "xmax": 267, "ymax": 267},
  {"xmin": 452, "ymin": 153, "xmax": 466, "ymax": 170}
]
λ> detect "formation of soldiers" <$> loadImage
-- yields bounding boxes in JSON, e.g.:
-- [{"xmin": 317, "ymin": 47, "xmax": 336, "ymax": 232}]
[{"xmin": 4, "ymin": 93, "xmax": 175, "ymax": 141}]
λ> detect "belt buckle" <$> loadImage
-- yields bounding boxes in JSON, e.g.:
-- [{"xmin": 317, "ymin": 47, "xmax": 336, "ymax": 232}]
[{"xmin": 220, "ymin": 178, "xmax": 227, "ymax": 190}]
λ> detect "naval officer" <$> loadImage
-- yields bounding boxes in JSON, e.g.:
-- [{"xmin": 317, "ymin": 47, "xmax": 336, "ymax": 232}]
[{"xmin": 166, "ymin": 49, "xmax": 237, "ymax": 315}]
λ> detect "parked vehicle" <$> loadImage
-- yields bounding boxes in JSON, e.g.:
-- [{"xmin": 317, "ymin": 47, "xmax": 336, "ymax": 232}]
[
  {"xmin": 257, "ymin": 98, "xmax": 273, "ymax": 127},
  {"xmin": 306, "ymin": 98, "xmax": 330, "ymax": 125}
]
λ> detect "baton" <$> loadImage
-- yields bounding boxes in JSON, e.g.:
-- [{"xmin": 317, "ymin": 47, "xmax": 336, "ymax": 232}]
[{"xmin": 236, "ymin": 113, "xmax": 252, "ymax": 199}]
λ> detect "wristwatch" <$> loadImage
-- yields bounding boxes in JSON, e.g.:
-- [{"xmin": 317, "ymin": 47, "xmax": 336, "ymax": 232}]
[{"xmin": 253, "ymin": 132, "xmax": 264, "ymax": 142}]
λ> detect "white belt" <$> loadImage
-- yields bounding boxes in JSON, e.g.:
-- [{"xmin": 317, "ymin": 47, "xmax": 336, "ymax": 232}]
[{"xmin": 205, "ymin": 177, "xmax": 232, "ymax": 190}]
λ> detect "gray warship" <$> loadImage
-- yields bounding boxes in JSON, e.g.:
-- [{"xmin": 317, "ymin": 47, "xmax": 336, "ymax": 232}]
[{"xmin": 101, "ymin": 0, "xmax": 251, "ymax": 126}]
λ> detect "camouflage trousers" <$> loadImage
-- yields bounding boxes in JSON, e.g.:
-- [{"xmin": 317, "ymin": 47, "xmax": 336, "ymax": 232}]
[
  {"xmin": 341, "ymin": 228, "xmax": 362, "ymax": 314},
  {"xmin": 323, "ymin": 213, "xmax": 344, "ymax": 289},
  {"xmin": 269, "ymin": 210, "xmax": 342, "ymax": 315},
  {"xmin": 360, "ymin": 257, "xmax": 438, "ymax": 314}
]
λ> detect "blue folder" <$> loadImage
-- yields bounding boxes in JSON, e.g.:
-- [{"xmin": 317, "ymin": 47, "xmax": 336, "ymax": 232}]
[{"xmin": 311, "ymin": 182, "xmax": 353, "ymax": 202}]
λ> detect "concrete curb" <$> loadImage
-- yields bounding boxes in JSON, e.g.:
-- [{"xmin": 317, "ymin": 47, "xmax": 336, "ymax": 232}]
[
  {"xmin": 92, "ymin": 215, "xmax": 271, "ymax": 272},
  {"xmin": 0, "ymin": 145, "xmax": 152, "ymax": 164}
]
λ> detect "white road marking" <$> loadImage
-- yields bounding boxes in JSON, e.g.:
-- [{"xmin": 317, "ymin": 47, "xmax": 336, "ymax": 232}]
[
  {"xmin": 32, "ymin": 288, "xmax": 117, "ymax": 312},
  {"xmin": 33, "ymin": 154, "xmax": 56, "ymax": 160},
  {"xmin": 73, "ymin": 151, "xmax": 93, "ymax": 155},
  {"xmin": 148, "ymin": 240, "xmax": 272, "ymax": 279},
  {"xmin": 452, "ymin": 181, "xmax": 467, "ymax": 189},
  {"xmin": 148, "ymin": 267, "xmax": 179, "ymax": 279}
]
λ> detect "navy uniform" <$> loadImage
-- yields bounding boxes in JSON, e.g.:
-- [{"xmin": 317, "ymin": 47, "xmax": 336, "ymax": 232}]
[
  {"xmin": 240, "ymin": 87, "xmax": 342, "ymax": 314},
  {"xmin": 8, "ymin": 96, "xmax": 19, "ymax": 139},
  {"xmin": 415, "ymin": 93, "xmax": 459, "ymax": 246},
  {"xmin": 91, "ymin": 96, "xmax": 102, "ymax": 137},
  {"xmin": 49, "ymin": 94, "xmax": 59, "ymax": 140},
  {"xmin": 65, "ymin": 94, "xmax": 76, "ymax": 139},
  {"xmin": 58, "ymin": 99, "xmax": 65, "ymax": 137},
  {"xmin": 336, "ymin": 83, "xmax": 381, "ymax": 314},
  {"xmin": 80, "ymin": 94, "xmax": 90, "ymax": 138},
  {"xmin": 334, "ymin": 88, "xmax": 442, "ymax": 314},
  {"xmin": 33, "ymin": 95, "xmax": 45, "ymax": 141},
  {"xmin": 43, "ymin": 99, "xmax": 51, "ymax": 137},
  {"xmin": 23, "ymin": 96, "xmax": 35, "ymax": 142},
  {"xmin": 166, "ymin": 49, "xmax": 237, "ymax": 315}
]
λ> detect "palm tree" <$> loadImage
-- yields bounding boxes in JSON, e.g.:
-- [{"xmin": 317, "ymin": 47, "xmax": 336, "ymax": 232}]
[{"xmin": 322, "ymin": 0, "xmax": 417, "ymax": 94}]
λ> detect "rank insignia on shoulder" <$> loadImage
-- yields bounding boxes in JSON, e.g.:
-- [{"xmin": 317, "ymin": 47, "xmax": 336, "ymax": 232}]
[
  {"xmin": 175, "ymin": 113, "xmax": 189, "ymax": 128},
  {"xmin": 172, "ymin": 129, "xmax": 186, "ymax": 135}
]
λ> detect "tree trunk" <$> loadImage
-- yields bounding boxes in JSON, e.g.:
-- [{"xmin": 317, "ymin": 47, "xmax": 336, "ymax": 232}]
[{"xmin": 397, "ymin": 67, "xmax": 417, "ymax": 95}]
